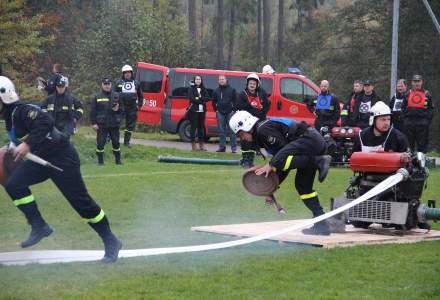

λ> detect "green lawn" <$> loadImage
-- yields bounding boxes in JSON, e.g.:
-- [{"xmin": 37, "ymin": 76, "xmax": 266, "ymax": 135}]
[{"xmin": 0, "ymin": 131, "xmax": 439, "ymax": 300}]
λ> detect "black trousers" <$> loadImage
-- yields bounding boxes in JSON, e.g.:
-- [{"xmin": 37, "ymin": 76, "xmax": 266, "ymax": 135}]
[
  {"xmin": 403, "ymin": 121, "xmax": 430, "ymax": 153},
  {"xmin": 97, "ymin": 127, "xmax": 120, "ymax": 151},
  {"xmin": 4, "ymin": 144, "xmax": 102, "ymax": 220},
  {"xmin": 188, "ymin": 111, "xmax": 206, "ymax": 142},
  {"xmin": 123, "ymin": 107, "xmax": 138, "ymax": 132}
]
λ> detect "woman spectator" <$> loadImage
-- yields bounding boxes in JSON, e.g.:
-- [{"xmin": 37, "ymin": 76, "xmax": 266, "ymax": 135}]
[{"xmin": 187, "ymin": 75, "xmax": 209, "ymax": 151}]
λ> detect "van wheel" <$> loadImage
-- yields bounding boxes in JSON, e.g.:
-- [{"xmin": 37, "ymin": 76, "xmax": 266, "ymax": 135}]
[{"xmin": 178, "ymin": 120, "xmax": 192, "ymax": 142}]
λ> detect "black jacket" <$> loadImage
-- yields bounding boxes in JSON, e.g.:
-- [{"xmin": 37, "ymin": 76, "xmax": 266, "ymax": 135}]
[
  {"xmin": 90, "ymin": 90, "xmax": 123, "ymax": 128},
  {"xmin": 254, "ymin": 119, "xmax": 310, "ymax": 171},
  {"xmin": 341, "ymin": 91, "xmax": 363, "ymax": 126},
  {"xmin": 236, "ymin": 87, "xmax": 270, "ymax": 120},
  {"xmin": 389, "ymin": 91, "xmax": 407, "ymax": 126},
  {"xmin": 115, "ymin": 79, "xmax": 143, "ymax": 110},
  {"xmin": 353, "ymin": 127, "xmax": 408, "ymax": 153},
  {"xmin": 309, "ymin": 91, "xmax": 340, "ymax": 129},
  {"xmin": 212, "ymin": 84, "xmax": 236, "ymax": 114},
  {"xmin": 40, "ymin": 92, "xmax": 83, "ymax": 136},
  {"xmin": 351, "ymin": 91, "xmax": 382, "ymax": 129},
  {"xmin": 4, "ymin": 102, "xmax": 68, "ymax": 156},
  {"xmin": 402, "ymin": 89, "xmax": 434, "ymax": 125},
  {"xmin": 187, "ymin": 85, "xmax": 210, "ymax": 112}
]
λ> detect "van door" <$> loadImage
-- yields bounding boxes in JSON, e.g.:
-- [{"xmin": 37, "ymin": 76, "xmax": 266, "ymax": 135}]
[
  {"xmin": 272, "ymin": 76, "xmax": 318, "ymax": 125},
  {"xmin": 136, "ymin": 62, "xmax": 168, "ymax": 125}
]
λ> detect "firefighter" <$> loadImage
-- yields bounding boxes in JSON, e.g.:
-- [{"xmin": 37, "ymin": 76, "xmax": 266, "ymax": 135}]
[
  {"xmin": 90, "ymin": 77, "xmax": 123, "ymax": 165},
  {"xmin": 353, "ymin": 101, "xmax": 408, "ymax": 153},
  {"xmin": 389, "ymin": 79, "xmax": 408, "ymax": 132},
  {"xmin": 308, "ymin": 80, "xmax": 340, "ymax": 131},
  {"xmin": 115, "ymin": 65, "xmax": 143, "ymax": 147},
  {"xmin": 229, "ymin": 111, "xmax": 332, "ymax": 235},
  {"xmin": 40, "ymin": 76, "xmax": 83, "ymax": 138},
  {"xmin": 0, "ymin": 76, "xmax": 122, "ymax": 262},
  {"xmin": 38, "ymin": 63, "xmax": 68, "ymax": 96},
  {"xmin": 341, "ymin": 80, "xmax": 364, "ymax": 126},
  {"xmin": 351, "ymin": 80, "xmax": 382, "ymax": 129},
  {"xmin": 401, "ymin": 75, "xmax": 434, "ymax": 153},
  {"xmin": 236, "ymin": 73, "xmax": 270, "ymax": 168}
]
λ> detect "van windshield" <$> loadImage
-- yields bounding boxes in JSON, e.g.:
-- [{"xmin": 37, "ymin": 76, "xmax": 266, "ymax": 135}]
[
  {"xmin": 138, "ymin": 68, "xmax": 163, "ymax": 93},
  {"xmin": 171, "ymin": 73, "xmax": 273, "ymax": 98}
]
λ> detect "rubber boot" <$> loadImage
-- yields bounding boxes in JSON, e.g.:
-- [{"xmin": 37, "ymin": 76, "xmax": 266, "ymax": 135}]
[
  {"xmin": 89, "ymin": 216, "xmax": 122, "ymax": 263},
  {"xmin": 191, "ymin": 143, "xmax": 198, "ymax": 151},
  {"xmin": 301, "ymin": 197, "xmax": 331, "ymax": 235},
  {"xmin": 97, "ymin": 152, "xmax": 104, "ymax": 165},
  {"xmin": 124, "ymin": 131, "xmax": 131, "ymax": 147},
  {"xmin": 199, "ymin": 142, "xmax": 207, "ymax": 151},
  {"xmin": 240, "ymin": 152, "xmax": 255, "ymax": 169},
  {"xmin": 315, "ymin": 155, "xmax": 331, "ymax": 182},
  {"xmin": 113, "ymin": 150, "xmax": 122, "ymax": 165},
  {"xmin": 17, "ymin": 201, "xmax": 53, "ymax": 248}
]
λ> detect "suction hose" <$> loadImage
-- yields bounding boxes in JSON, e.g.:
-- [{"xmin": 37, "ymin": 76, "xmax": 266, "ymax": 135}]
[
  {"xmin": 158, "ymin": 155, "xmax": 240, "ymax": 166},
  {"xmin": 417, "ymin": 205, "xmax": 440, "ymax": 222}
]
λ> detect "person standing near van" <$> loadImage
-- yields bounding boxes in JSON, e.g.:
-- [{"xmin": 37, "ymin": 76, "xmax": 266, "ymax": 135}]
[
  {"xmin": 401, "ymin": 75, "xmax": 434, "ymax": 153},
  {"xmin": 341, "ymin": 80, "xmax": 363, "ymax": 126},
  {"xmin": 308, "ymin": 80, "xmax": 340, "ymax": 131},
  {"xmin": 212, "ymin": 75, "xmax": 237, "ymax": 153},
  {"xmin": 115, "ymin": 65, "xmax": 143, "ymax": 147},
  {"xmin": 91, "ymin": 77, "xmax": 123, "ymax": 165},
  {"xmin": 40, "ymin": 76, "xmax": 83, "ymax": 138},
  {"xmin": 236, "ymin": 73, "xmax": 270, "ymax": 168},
  {"xmin": 389, "ymin": 79, "xmax": 408, "ymax": 132},
  {"xmin": 187, "ymin": 75, "xmax": 209, "ymax": 151}
]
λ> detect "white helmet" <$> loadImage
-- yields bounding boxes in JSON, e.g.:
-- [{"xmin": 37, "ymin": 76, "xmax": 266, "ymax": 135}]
[
  {"xmin": 121, "ymin": 65, "xmax": 133, "ymax": 73},
  {"xmin": 262, "ymin": 65, "xmax": 275, "ymax": 74},
  {"xmin": 0, "ymin": 76, "xmax": 19, "ymax": 104},
  {"xmin": 229, "ymin": 111, "xmax": 259, "ymax": 134},
  {"xmin": 247, "ymin": 73, "xmax": 260, "ymax": 82},
  {"xmin": 369, "ymin": 101, "xmax": 391, "ymax": 126}
]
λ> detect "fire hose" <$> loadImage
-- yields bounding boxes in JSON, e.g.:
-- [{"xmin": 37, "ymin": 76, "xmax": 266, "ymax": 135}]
[
  {"xmin": 158, "ymin": 155, "xmax": 240, "ymax": 166},
  {"xmin": 0, "ymin": 168, "xmax": 423, "ymax": 266}
]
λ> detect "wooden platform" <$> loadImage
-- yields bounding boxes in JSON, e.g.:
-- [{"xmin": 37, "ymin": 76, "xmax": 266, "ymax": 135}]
[{"xmin": 191, "ymin": 219, "xmax": 440, "ymax": 248}]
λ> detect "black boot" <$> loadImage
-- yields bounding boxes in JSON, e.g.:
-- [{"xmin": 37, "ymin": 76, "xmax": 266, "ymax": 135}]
[
  {"xmin": 240, "ymin": 152, "xmax": 255, "ymax": 169},
  {"xmin": 89, "ymin": 216, "xmax": 122, "ymax": 263},
  {"xmin": 124, "ymin": 131, "xmax": 131, "ymax": 147},
  {"xmin": 97, "ymin": 151, "xmax": 104, "ymax": 165},
  {"xmin": 17, "ymin": 201, "xmax": 53, "ymax": 248},
  {"xmin": 301, "ymin": 197, "xmax": 331, "ymax": 235},
  {"xmin": 21, "ymin": 223, "xmax": 53, "ymax": 248},
  {"xmin": 315, "ymin": 155, "xmax": 331, "ymax": 182},
  {"xmin": 113, "ymin": 150, "xmax": 122, "ymax": 165}
]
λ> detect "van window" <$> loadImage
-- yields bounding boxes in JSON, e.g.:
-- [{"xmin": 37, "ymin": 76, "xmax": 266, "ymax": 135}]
[
  {"xmin": 221, "ymin": 76, "xmax": 272, "ymax": 96},
  {"xmin": 280, "ymin": 78, "xmax": 304, "ymax": 102},
  {"xmin": 171, "ymin": 73, "xmax": 191, "ymax": 97},
  {"xmin": 138, "ymin": 68, "xmax": 163, "ymax": 93},
  {"xmin": 304, "ymin": 83, "xmax": 318, "ymax": 103}
]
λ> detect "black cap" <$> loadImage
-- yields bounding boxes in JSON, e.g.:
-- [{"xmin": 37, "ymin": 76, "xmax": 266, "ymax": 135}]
[
  {"xmin": 56, "ymin": 76, "xmax": 67, "ymax": 87},
  {"xmin": 412, "ymin": 74, "xmax": 423, "ymax": 81},
  {"xmin": 102, "ymin": 76, "xmax": 112, "ymax": 84},
  {"xmin": 363, "ymin": 79, "xmax": 373, "ymax": 86}
]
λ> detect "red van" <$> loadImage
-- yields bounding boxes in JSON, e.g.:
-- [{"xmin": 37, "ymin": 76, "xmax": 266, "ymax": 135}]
[{"xmin": 136, "ymin": 62, "xmax": 320, "ymax": 142}]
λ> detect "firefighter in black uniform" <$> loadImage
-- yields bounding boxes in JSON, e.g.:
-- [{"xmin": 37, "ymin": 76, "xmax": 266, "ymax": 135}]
[
  {"xmin": 353, "ymin": 101, "xmax": 408, "ymax": 153},
  {"xmin": 236, "ymin": 73, "xmax": 270, "ymax": 168},
  {"xmin": 0, "ymin": 76, "xmax": 122, "ymax": 263},
  {"xmin": 389, "ymin": 79, "xmax": 408, "ymax": 132},
  {"xmin": 38, "ymin": 63, "xmax": 68, "ymax": 96},
  {"xmin": 115, "ymin": 65, "xmax": 143, "ymax": 147},
  {"xmin": 91, "ymin": 77, "xmax": 123, "ymax": 165},
  {"xmin": 229, "ymin": 111, "xmax": 332, "ymax": 235},
  {"xmin": 351, "ymin": 80, "xmax": 382, "ymax": 129},
  {"xmin": 40, "ymin": 76, "xmax": 83, "ymax": 137},
  {"xmin": 308, "ymin": 80, "xmax": 340, "ymax": 131},
  {"xmin": 341, "ymin": 80, "xmax": 364, "ymax": 126},
  {"xmin": 401, "ymin": 75, "xmax": 434, "ymax": 153}
]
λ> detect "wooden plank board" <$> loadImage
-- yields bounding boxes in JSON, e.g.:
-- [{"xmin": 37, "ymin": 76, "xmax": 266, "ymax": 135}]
[{"xmin": 191, "ymin": 219, "xmax": 440, "ymax": 248}]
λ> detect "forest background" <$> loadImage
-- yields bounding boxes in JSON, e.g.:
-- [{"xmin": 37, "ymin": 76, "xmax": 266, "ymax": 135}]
[{"xmin": 1, "ymin": 0, "xmax": 440, "ymax": 148}]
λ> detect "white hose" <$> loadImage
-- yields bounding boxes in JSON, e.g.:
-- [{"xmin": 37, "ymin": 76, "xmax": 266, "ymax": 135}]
[{"xmin": 0, "ymin": 170, "xmax": 406, "ymax": 266}]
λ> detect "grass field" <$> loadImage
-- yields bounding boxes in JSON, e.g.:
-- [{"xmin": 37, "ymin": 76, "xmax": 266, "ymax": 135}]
[{"xmin": 0, "ymin": 129, "xmax": 440, "ymax": 300}]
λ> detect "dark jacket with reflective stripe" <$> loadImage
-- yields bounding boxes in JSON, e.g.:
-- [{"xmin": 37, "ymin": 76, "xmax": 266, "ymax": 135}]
[
  {"xmin": 4, "ymin": 102, "xmax": 68, "ymax": 156},
  {"xmin": 254, "ymin": 119, "xmax": 309, "ymax": 171},
  {"xmin": 90, "ymin": 91, "xmax": 123, "ymax": 128},
  {"xmin": 40, "ymin": 92, "xmax": 83, "ymax": 136}
]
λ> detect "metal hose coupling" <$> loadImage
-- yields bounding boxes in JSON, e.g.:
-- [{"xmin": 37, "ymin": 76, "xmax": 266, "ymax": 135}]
[
  {"xmin": 417, "ymin": 204, "xmax": 440, "ymax": 222},
  {"xmin": 396, "ymin": 168, "xmax": 410, "ymax": 181}
]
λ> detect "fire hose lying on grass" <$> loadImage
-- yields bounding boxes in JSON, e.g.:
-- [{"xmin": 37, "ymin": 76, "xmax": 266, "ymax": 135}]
[
  {"xmin": 158, "ymin": 155, "xmax": 240, "ymax": 166},
  {"xmin": 1, "ymin": 152, "xmax": 439, "ymax": 265}
]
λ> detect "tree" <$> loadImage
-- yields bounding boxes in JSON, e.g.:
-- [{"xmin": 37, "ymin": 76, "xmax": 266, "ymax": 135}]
[
  {"xmin": 277, "ymin": 0, "xmax": 284, "ymax": 66},
  {"xmin": 215, "ymin": 0, "xmax": 225, "ymax": 69},
  {"xmin": 262, "ymin": 0, "xmax": 271, "ymax": 63},
  {"xmin": 188, "ymin": 0, "xmax": 196, "ymax": 41}
]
